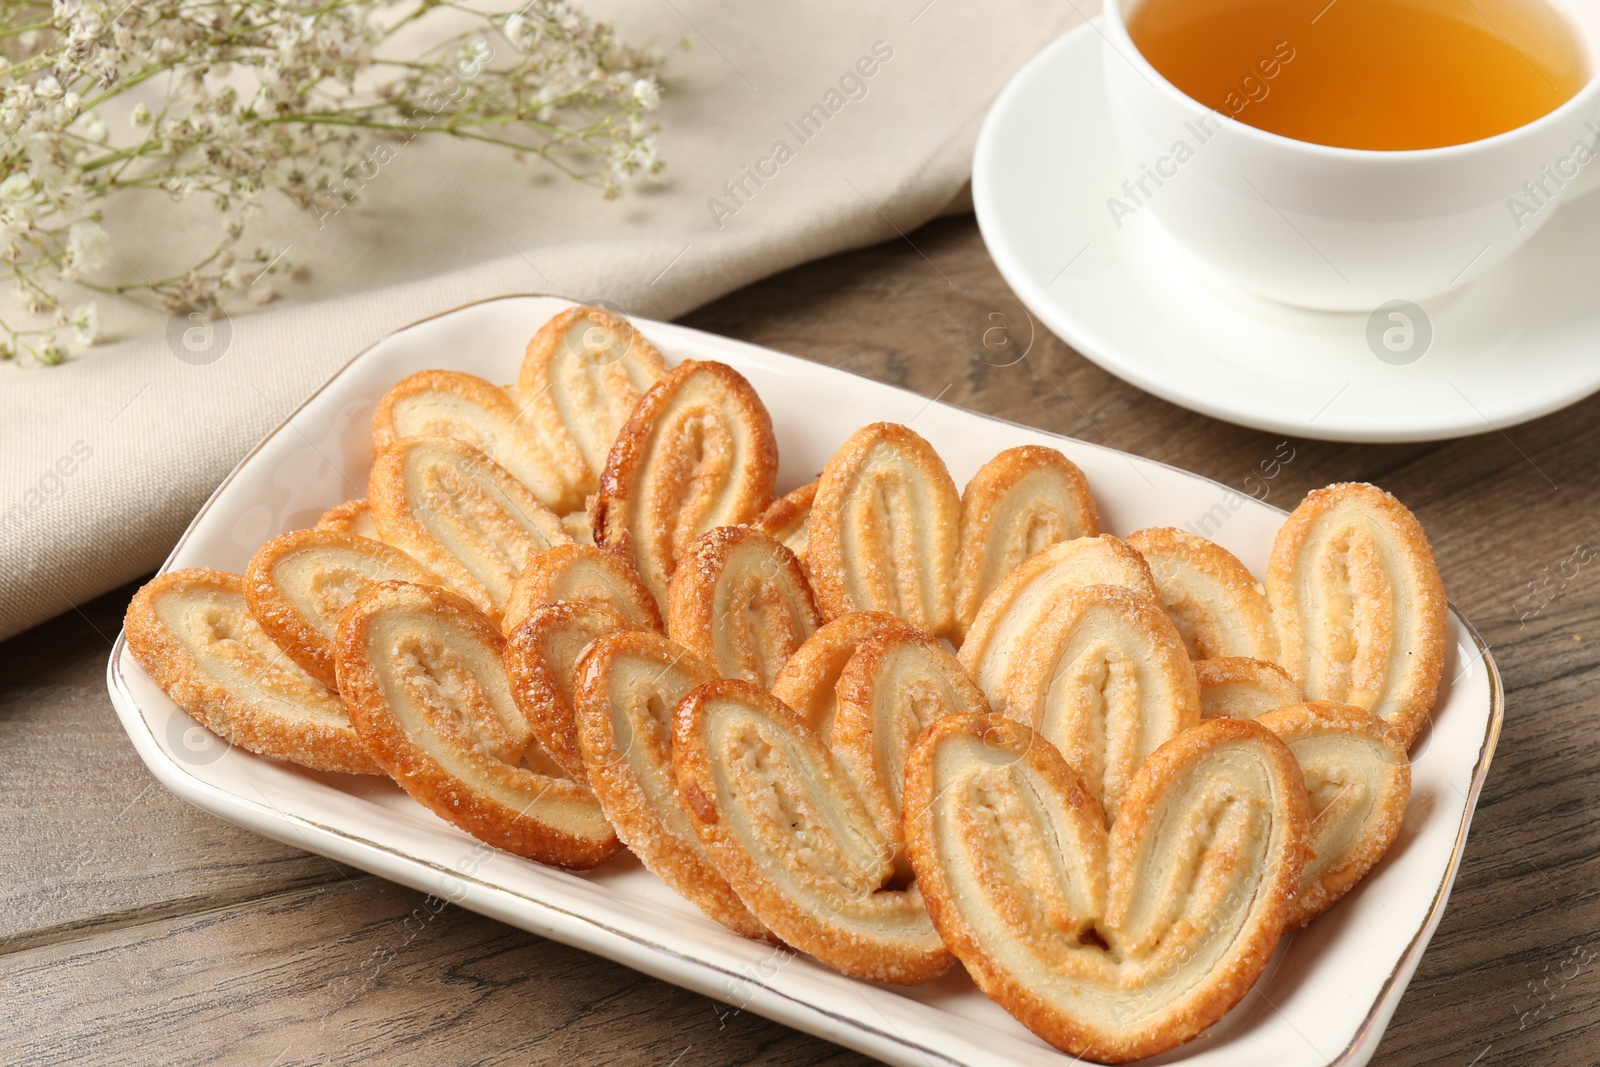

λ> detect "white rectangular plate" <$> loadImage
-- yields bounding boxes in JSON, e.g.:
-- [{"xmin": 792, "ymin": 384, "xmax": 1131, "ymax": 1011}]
[{"xmin": 107, "ymin": 295, "xmax": 1502, "ymax": 1067}]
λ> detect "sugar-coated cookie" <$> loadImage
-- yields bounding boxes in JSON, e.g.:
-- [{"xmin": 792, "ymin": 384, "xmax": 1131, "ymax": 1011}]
[
  {"xmin": 958, "ymin": 535, "xmax": 1157, "ymax": 712},
  {"xmin": 317, "ymin": 498, "xmax": 380, "ymax": 540},
  {"xmin": 808, "ymin": 422, "xmax": 961, "ymax": 638},
  {"xmin": 572, "ymin": 631, "xmax": 768, "ymax": 939},
  {"xmin": 956, "ymin": 445, "xmax": 1099, "ymax": 639},
  {"xmin": 674, "ymin": 679, "xmax": 952, "ymax": 982},
  {"xmin": 501, "ymin": 542, "xmax": 662, "ymax": 636},
  {"xmin": 373, "ymin": 368, "xmax": 575, "ymax": 510},
  {"xmin": 1126, "ymin": 526, "xmax": 1278, "ymax": 663},
  {"xmin": 518, "ymin": 304, "xmax": 668, "ymax": 499},
  {"xmin": 1268, "ymin": 483, "xmax": 1447, "ymax": 748},
  {"xmin": 504, "ymin": 601, "xmax": 642, "ymax": 781},
  {"xmin": 666, "ymin": 526, "xmax": 820, "ymax": 688},
  {"xmin": 905, "ymin": 714, "xmax": 1308, "ymax": 1063},
  {"xmin": 756, "ymin": 481, "xmax": 817, "ymax": 575},
  {"xmin": 1257, "ymin": 701, "xmax": 1410, "ymax": 926},
  {"xmin": 768, "ymin": 611, "xmax": 908, "ymax": 735},
  {"xmin": 368, "ymin": 435, "xmax": 571, "ymax": 622},
  {"xmin": 592, "ymin": 359, "xmax": 778, "ymax": 610},
  {"xmin": 245, "ymin": 527, "xmax": 441, "ymax": 687},
  {"xmin": 1000, "ymin": 584, "xmax": 1201, "ymax": 821},
  {"xmin": 336, "ymin": 580, "xmax": 620, "ymax": 868},
  {"xmin": 125, "ymin": 569, "xmax": 381, "ymax": 775},
  {"xmin": 1194, "ymin": 656, "xmax": 1302, "ymax": 720}
]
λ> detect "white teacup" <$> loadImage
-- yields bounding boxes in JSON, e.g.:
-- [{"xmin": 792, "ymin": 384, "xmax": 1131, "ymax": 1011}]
[{"xmin": 1101, "ymin": 0, "xmax": 1600, "ymax": 310}]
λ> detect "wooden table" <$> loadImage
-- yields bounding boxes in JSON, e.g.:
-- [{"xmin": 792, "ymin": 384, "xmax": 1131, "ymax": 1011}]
[{"xmin": 4, "ymin": 215, "xmax": 1597, "ymax": 1066}]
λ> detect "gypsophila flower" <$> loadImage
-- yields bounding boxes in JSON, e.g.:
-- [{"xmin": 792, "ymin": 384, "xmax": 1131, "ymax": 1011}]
[
  {"xmin": 504, "ymin": 13, "xmax": 530, "ymax": 49},
  {"xmin": 65, "ymin": 222, "xmax": 113, "ymax": 272},
  {"xmin": 0, "ymin": 0, "xmax": 668, "ymax": 366},
  {"xmin": 69, "ymin": 302, "xmax": 99, "ymax": 345}
]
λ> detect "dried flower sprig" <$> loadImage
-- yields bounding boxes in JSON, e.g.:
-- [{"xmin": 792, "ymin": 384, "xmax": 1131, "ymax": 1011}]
[{"xmin": 0, "ymin": 0, "xmax": 665, "ymax": 366}]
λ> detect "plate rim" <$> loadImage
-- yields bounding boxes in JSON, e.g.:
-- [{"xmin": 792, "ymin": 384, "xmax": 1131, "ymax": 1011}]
[
  {"xmin": 105, "ymin": 292, "xmax": 1507, "ymax": 1067},
  {"xmin": 971, "ymin": 19, "xmax": 1600, "ymax": 444}
]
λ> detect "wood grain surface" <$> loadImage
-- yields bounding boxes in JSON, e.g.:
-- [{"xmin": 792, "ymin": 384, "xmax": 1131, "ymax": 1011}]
[{"xmin": 4, "ymin": 215, "xmax": 1598, "ymax": 1066}]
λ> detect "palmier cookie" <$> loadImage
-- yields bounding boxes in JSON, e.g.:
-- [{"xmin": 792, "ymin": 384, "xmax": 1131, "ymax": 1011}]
[
  {"xmin": 955, "ymin": 445, "xmax": 1100, "ymax": 639},
  {"xmin": 674, "ymin": 679, "xmax": 952, "ymax": 983},
  {"xmin": 592, "ymin": 360, "xmax": 778, "ymax": 610},
  {"xmin": 1125, "ymin": 526, "xmax": 1278, "ymax": 662},
  {"xmin": 501, "ymin": 543, "xmax": 662, "ymax": 637},
  {"xmin": 1267, "ymin": 483, "xmax": 1447, "ymax": 747},
  {"xmin": 369, "ymin": 435, "xmax": 572, "ymax": 623},
  {"xmin": 830, "ymin": 628, "xmax": 989, "ymax": 874},
  {"xmin": 958, "ymin": 535, "xmax": 1157, "ymax": 713},
  {"xmin": 1195, "ymin": 657, "xmax": 1302, "ymax": 720},
  {"xmin": 1256, "ymin": 702, "xmax": 1410, "ymax": 926},
  {"xmin": 373, "ymin": 369, "xmax": 576, "ymax": 511},
  {"xmin": 808, "ymin": 422, "xmax": 961, "ymax": 637},
  {"xmin": 244, "ymin": 528, "xmax": 441, "ymax": 689},
  {"xmin": 518, "ymin": 304, "xmax": 669, "ymax": 498},
  {"xmin": 904, "ymin": 714, "xmax": 1309, "ymax": 1064},
  {"xmin": 336, "ymin": 581, "xmax": 620, "ymax": 868},
  {"xmin": 756, "ymin": 482, "xmax": 817, "ymax": 573},
  {"xmin": 125, "ymin": 569, "xmax": 381, "ymax": 775},
  {"xmin": 666, "ymin": 526, "xmax": 821, "ymax": 688},
  {"xmin": 1001, "ymin": 584, "xmax": 1200, "ymax": 822},
  {"xmin": 769, "ymin": 611, "xmax": 907, "ymax": 735},
  {"xmin": 504, "ymin": 601, "xmax": 642, "ymax": 780},
  {"xmin": 572, "ymin": 632, "xmax": 768, "ymax": 939},
  {"xmin": 317, "ymin": 498, "xmax": 380, "ymax": 540}
]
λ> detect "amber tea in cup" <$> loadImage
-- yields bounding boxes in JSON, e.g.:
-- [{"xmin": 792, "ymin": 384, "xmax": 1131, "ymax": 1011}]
[{"xmin": 1127, "ymin": 0, "xmax": 1591, "ymax": 150}]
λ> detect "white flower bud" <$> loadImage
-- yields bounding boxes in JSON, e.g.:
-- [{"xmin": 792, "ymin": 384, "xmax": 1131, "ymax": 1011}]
[
  {"xmin": 65, "ymin": 220, "xmax": 113, "ymax": 271},
  {"xmin": 504, "ymin": 13, "xmax": 530, "ymax": 48},
  {"xmin": 70, "ymin": 302, "xmax": 100, "ymax": 345}
]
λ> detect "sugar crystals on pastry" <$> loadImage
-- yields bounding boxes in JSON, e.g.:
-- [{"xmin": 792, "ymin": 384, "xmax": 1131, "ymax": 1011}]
[
  {"xmin": 125, "ymin": 569, "xmax": 381, "ymax": 775},
  {"xmin": 756, "ymin": 481, "xmax": 817, "ymax": 574},
  {"xmin": 368, "ymin": 434, "xmax": 572, "ymax": 623},
  {"xmin": 828, "ymin": 626, "xmax": 989, "ymax": 876},
  {"xmin": 999, "ymin": 583, "xmax": 1201, "ymax": 821},
  {"xmin": 666, "ymin": 525, "xmax": 820, "ymax": 688},
  {"xmin": 504, "ymin": 601, "xmax": 643, "ymax": 781},
  {"xmin": 244, "ymin": 527, "xmax": 442, "ymax": 688},
  {"xmin": 904, "ymin": 714, "xmax": 1308, "ymax": 1063},
  {"xmin": 955, "ymin": 444, "xmax": 1100, "ymax": 638},
  {"xmin": 1256, "ymin": 701, "xmax": 1410, "ymax": 926},
  {"xmin": 592, "ymin": 359, "xmax": 778, "ymax": 609},
  {"xmin": 674, "ymin": 678, "xmax": 952, "ymax": 982},
  {"xmin": 958, "ymin": 534, "xmax": 1156, "ymax": 712},
  {"xmin": 316, "ymin": 498, "xmax": 381, "ymax": 540},
  {"xmin": 1267, "ymin": 482, "xmax": 1447, "ymax": 748},
  {"xmin": 808, "ymin": 422, "xmax": 962, "ymax": 638},
  {"xmin": 1126, "ymin": 525, "xmax": 1278, "ymax": 663},
  {"xmin": 518, "ymin": 304, "xmax": 669, "ymax": 500},
  {"xmin": 501, "ymin": 542, "xmax": 662, "ymax": 637},
  {"xmin": 769, "ymin": 610, "xmax": 907, "ymax": 736},
  {"xmin": 571, "ymin": 631, "xmax": 769, "ymax": 939},
  {"xmin": 1195, "ymin": 656, "xmax": 1303, "ymax": 720},
  {"xmin": 373, "ymin": 368, "xmax": 576, "ymax": 511},
  {"xmin": 336, "ymin": 580, "xmax": 620, "ymax": 869}
]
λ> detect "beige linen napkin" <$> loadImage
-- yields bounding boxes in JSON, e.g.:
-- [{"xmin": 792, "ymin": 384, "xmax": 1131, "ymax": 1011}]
[{"xmin": 0, "ymin": 0, "xmax": 1083, "ymax": 641}]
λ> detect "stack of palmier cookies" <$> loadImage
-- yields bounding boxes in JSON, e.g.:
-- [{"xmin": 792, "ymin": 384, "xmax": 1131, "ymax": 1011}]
[{"xmin": 125, "ymin": 304, "xmax": 1446, "ymax": 1064}]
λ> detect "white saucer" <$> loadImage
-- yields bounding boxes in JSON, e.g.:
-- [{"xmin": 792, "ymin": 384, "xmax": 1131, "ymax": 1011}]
[{"xmin": 973, "ymin": 21, "xmax": 1600, "ymax": 443}]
